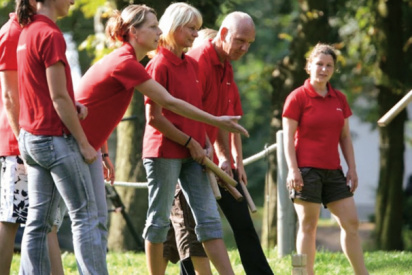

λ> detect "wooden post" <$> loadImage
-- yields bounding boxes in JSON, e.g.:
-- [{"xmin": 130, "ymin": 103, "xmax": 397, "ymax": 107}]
[
  {"xmin": 277, "ymin": 130, "xmax": 297, "ymax": 257},
  {"xmin": 291, "ymin": 254, "xmax": 307, "ymax": 275}
]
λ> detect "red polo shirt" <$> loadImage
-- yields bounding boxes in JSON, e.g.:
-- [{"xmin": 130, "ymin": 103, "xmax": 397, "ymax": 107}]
[
  {"xmin": 0, "ymin": 13, "xmax": 20, "ymax": 156},
  {"xmin": 143, "ymin": 47, "xmax": 206, "ymax": 158},
  {"xmin": 17, "ymin": 14, "xmax": 74, "ymax": 136},
  {"xmin": 282, "ymin": 79, "xmax": 352, "ymax": 169},
  {"xmin": 187, "ymin": 40, "xmax": 234, "ymax": 144},
  {"xmin": 76, "ymin": 43, "xmax": 151, "ymax": 150}
]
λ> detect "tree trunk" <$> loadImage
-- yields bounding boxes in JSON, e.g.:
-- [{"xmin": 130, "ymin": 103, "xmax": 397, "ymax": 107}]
[
  {"xmin": 107, "ymin": 91, "xmax": 148, "ymax": 251},
  {"xmin": 107, "ymin": 0, "xmax": 224, "ymax": 252},
  {"xmin": 374, "ymin": 0, "xmax": 406, "ymax": 250},
  {"xmin": 264, "ymin": 0, "xmax": 335, "ymax": 247}
]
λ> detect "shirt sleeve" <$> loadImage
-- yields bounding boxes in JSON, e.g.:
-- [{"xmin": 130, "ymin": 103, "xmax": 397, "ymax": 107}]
[
  {"xmin": 282, "ymin": 90, "xmax": 302, "ymax": 122},
  {"xmin": 112, "ymin": 57, "xmax": 151, "ymax": 91},
  {"xmin": 41, "ymin": 31, "xmax": 68, "ymax": 68}
]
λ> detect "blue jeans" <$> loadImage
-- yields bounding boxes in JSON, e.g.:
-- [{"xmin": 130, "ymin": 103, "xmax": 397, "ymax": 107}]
[
  {"xmin": 142, "ymin": 158, "xmax": 222, "ymax": 243},
  {"xmin": 88, "ymin": 151, "xmax": 108, "ymax": 255},
  {"xmin": 18, "ymin": 129, "xmax": 107, "ymax": 275}
]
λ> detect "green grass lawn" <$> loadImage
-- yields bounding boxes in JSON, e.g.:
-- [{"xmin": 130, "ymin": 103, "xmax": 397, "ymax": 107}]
[{"xmin": 10, "ymin": 249, "xmax": 412, "ymax": 274}]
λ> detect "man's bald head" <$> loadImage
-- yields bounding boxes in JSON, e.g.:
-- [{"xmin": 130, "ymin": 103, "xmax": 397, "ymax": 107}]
[{"xmin": 214, "ymin": 12, "xmax": 255, "ymax": 62}]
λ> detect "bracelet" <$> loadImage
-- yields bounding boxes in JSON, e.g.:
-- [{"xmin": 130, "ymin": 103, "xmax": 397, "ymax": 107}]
[
  {"xmin": 102, "ymin": 153, "xmax": 109, "ymax": 158},
  {"xmin": 184, "ymin": 136, "xmax": 192, "ymax": 147}
]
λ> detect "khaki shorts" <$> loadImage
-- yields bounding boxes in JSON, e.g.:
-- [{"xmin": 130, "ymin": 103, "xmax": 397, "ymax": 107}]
[
  {"xmin": 290, "ymin": 167, "xmax": 353, "ymax": 208},
  {"xmin": 163, "ymin": 185, "xmax": 207, "ymax": 263}
]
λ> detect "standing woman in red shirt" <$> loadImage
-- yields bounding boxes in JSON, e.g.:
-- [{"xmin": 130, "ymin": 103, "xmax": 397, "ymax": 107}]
[
  {"xmin": 16, "ymin": 0, "xmax": 108, "ymax": 274},
  {"xmin": 74, "ymin": 4, "xmax": 247, "ymax": 272},
  {"xmin": 141, "ymin": 3, "xmax": 234, "ymax": 275},
  {"xmin": 282, "ymin": 43, "xmax": 368, "ymax": 275}
]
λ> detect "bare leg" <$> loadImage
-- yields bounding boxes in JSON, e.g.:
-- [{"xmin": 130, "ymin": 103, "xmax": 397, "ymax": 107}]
[
  {"xmin": 191, "ymin": 256, "xmax": 212, "ymax": 275},
  {"xmin": 202, "ymin": 238, "xmax": 234, "ymax": 275},
  {"xmin": 146, "ymin": 240, "xmax": 168, "ymax": 275},
  {"xmin": 48, "ymin": 225, "xmax": 64, "ymax": 275},
  {"xmin": 294, "ymin": 199, "xmax": 321, "ymax": 275},
  {"xmin": 328, "ymin": 197, "xmax": 369, "ymax": 275},
  {"xmin": 0, "ymin": 222, "xmax": 19, "ymax": 275}
]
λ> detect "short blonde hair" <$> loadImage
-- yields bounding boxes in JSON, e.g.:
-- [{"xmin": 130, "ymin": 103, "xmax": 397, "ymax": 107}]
[{"xmin": 158, "ymin": 2, "xmax": 202, "ymax": 49}]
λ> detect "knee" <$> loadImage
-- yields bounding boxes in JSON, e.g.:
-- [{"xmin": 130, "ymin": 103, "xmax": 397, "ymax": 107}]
[
  {"xmin": 340, "ymin": 217, "xmax": 360, "ymax": 235},
  {"xmin": 299, "ymin": 219, "xmax": 318, "ymax": 235}
]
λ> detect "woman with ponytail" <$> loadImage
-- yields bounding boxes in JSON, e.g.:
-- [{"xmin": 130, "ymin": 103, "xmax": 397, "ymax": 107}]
[
  {"xmin": 0, "ymin": 1, "xmax": 66, "ymax": 274},
  {"xmin": 75, "ymin": 6, "xmax": 248, "ymax": 273},
  {"xmin": 16, "ymin": 0, "xmax": 108, "ymax": 274}
]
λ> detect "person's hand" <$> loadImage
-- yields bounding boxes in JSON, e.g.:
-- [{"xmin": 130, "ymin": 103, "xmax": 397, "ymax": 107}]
[
  {"xmin": 187, "ymin": 138, "xmax": 206, "ymax": 164},
  {"xmin": 75, "ymin": 101, "xmax": 88, "ymax": 120},
  {"xmin": 287, "ymin": 168, "xmax": 303, "ymax": 191},
  {"xmin": 204, "ymin": 142, "xmax": 214, "ymax": 160},
  {"xmin": 79, "ymin": 143, "xmax": 97, "ymax": 164},
  {"xmin": 237, "ymin": 164, "xmax": 248, "ymax": 186},
  {"xmin": 346, "ymin": 168, "xmax": 358, "ymax": 193},
  {"xmin": 102, "ymin": 155, "xmax": 115, "ymax": 185},
  {"xmin": 219, "ymin": 159, "xmax": 233, "ymax": 178},
  {"xmin": 217, "ymin": 116, "xmax": 249, "ymax": 137}
]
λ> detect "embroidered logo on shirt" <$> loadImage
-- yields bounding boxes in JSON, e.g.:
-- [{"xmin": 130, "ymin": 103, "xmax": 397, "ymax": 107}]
[
  {"xmin": 17, "ymin": 44, "xmax": 26, "ymax": 52},
  {"xmin": 336, "ymin": 108, "xmax": 343, "ymax": 112}
]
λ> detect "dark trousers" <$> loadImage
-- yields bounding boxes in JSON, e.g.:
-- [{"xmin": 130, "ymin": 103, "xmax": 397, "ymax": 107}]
[
  {"xmin": 179, "ymin": 171, "xmax": 273, "ymax": 275},
  {"xmin": 216, "ymin": 170, "xmax": 273, "ymax": 275}
]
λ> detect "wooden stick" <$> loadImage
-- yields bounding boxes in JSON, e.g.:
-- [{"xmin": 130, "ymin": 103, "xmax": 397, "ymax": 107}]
[
  {"xmin": 240, "ymin": 181, "xmax": 257, "ymax": 213},
  {"xmin": 203, "ymin": 158, "xmax": 237, "ymax": 187},
  {"xmin": 219, "ymin": 180, "xmax": 243, "ymax": 201},
  {"xmin": 206, "ymin": 170, "xmax": 221, "ymax": 200},
  {"xmin": 377, "ymin": 89, "xmax": 412, "ymax": 127}
]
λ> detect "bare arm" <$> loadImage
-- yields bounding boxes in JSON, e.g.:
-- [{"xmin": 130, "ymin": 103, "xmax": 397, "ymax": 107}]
[
  {"xmin": 0, "ymin": 70, "xmax": 20, "ymax": 139},
  {"xmin": 231, "ymin": 132, "xmax": 247, "ymax": 185},
  {"xmin": 46, "ymin": 62, "xmax": 96, "ymax": 163},
  {"xmin": 101, "ymin": 141, "xmax": 115, "ymax": 185},
  {"xmin": 136, "ymin": 79, "xmax": 249, "ymax": 137},
  {"xmin": 339, "ymin": 118, "xmax": 358, "ymax": 192},
  {"xmin": 146, "ymin": 101, "xmax": 206, "ymax": 164},
  {"xmin": 282, "ymin": 117, "xmax": 303, "ymax": 191}
]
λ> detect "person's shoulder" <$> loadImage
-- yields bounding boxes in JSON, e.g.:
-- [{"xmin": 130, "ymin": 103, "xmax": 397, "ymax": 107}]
[
  {"xmin": 187, "ymin": 40, "xmax": 209, "ymax": 59},
  {"xmin": 289, "ymin": 84, "xmax": 306, "ymax": 97}
]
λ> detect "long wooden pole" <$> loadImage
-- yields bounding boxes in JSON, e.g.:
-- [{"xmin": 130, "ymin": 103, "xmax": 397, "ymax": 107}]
[
  {"xmin": 203, "ymin": 158, "xmax": 237, "ymax": 187},
  {"xmin": 377, "ymin": 90, "xmax": 412, "ymax": 127}
]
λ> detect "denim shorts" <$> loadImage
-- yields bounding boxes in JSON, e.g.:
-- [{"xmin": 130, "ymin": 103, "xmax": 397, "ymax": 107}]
[
  {"xmin": 142, "ymin": 158, "xmax": 222, "ymax": 243},
  {"xmin": 290, "ymin": 167, "xmax": 353, "ymax": 208}
]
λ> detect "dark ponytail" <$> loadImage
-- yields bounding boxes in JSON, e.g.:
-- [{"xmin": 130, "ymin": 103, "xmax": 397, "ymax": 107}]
[{"xmin": 16, "ymin": 0, "xmax": 37, "ymax": 26}]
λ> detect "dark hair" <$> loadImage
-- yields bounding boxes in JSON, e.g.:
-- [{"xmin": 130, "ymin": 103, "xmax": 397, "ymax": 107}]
[
  {"xmin": 16, "ymin": 0, "xmax": 42, "ymax": 26},
  {"xmin": 305, "ymin": 43, "xmax": 337, "ymax": 73},
  {"xmin": 105, "ymin": 4, "xmax": 156, "ymax": 43}
]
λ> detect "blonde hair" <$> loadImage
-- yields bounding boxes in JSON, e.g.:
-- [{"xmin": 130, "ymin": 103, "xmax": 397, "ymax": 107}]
[
  {"xmin": 192, "ymin": 28, "xmax": 217, "ymax": 49},
  {"xmin": 105, "ymin": 4, "xmax": 156, "ymax": 43},
  {"xmin": 305, "ymin": 43, "xmax": 337, "ymax": 73},
  {"xmin": 157, "ymin": 2, "xmax": 202, "ymax": 50}
]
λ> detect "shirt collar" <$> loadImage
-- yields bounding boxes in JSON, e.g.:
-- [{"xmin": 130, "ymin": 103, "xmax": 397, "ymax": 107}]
[
  {"xmin": 159, "ymin": 47, "xmax": 186, "ymax": 66},
  {"xmin": 303, "ymin": 78, "xmax": 336, "ymax": 98}
]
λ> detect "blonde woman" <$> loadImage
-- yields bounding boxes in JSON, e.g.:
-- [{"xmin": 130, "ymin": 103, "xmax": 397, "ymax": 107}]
[{"xmin": 141, "ymin": 3, "xmax": 234, "ymax": 275}]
